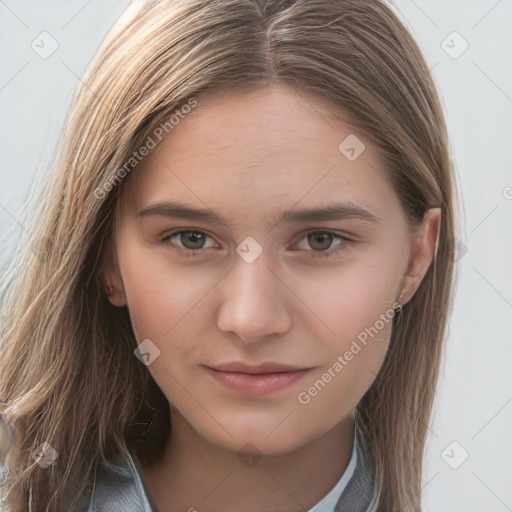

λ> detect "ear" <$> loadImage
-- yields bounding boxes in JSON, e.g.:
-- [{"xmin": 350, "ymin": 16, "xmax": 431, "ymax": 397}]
[
  {"xmin": 96, "ymin": 237, "xmax": 127, "ymax": 308},
  {"xmin": 398, "ymin": 207, "xmax": 441, "ymax": 305}
]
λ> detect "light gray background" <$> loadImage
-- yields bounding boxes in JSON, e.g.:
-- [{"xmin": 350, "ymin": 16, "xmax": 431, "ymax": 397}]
[{"xmin": 1, "ymin": 1, "xmax": 511, "ymax": 510}]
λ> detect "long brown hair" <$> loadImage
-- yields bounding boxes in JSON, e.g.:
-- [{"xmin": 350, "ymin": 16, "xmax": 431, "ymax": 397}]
[{"xmin": 0, "ymin": 1, "xmax": 457, "ymax": 510}]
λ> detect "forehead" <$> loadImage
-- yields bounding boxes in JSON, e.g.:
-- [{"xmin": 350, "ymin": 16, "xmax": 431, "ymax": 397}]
[{"xmin": 121, "ymin": 85, "xmax": 400, "ymax": 227}]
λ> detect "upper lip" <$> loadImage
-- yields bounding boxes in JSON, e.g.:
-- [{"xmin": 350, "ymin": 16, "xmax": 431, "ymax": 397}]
[{"xmin": 206, "ymin": 362, "xmax": 311, "ymax": 374}]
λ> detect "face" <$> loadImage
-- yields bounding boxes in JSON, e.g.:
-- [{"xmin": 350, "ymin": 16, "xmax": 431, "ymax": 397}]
[{"xmin": 104, "ymin": 84, "xmax": 439, "ymax": 457}]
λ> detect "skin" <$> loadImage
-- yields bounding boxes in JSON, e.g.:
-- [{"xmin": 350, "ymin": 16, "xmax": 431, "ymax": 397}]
[{"xmin": 101, "ymin": 84, "xmax": 440, "ymax": 512}]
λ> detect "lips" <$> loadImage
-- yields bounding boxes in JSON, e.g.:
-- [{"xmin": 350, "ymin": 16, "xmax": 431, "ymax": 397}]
[
  {"xmin": 208, "ymin": 361, "xmax": 310, "ymax": 374},
  {"xmin": 204, "ymin": 361, "xmax": 312, "ymax": 395}
]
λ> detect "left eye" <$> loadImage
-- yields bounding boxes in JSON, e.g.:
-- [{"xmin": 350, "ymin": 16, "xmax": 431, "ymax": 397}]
[
  {"xmin": 296, "ymin": 231, "xmax": 347, "ymax": 252},
  {"xmin": 294, "ymin": 230, "xmax": 352, "ymax": 258}
]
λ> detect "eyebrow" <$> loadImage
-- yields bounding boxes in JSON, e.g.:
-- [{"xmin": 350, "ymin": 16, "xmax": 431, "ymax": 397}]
[{"xmin": 137, "ymin": 200, "xmax": 381, "ymax": 227}]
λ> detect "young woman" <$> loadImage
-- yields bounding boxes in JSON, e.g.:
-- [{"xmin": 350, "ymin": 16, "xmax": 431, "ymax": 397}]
[{"xmin": 0, "ymin": 0, "xmax": 457, "ymax": 510}]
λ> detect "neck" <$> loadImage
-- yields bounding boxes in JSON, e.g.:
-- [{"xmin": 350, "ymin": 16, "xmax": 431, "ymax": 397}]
[{"xmin": 139, "ymin": 413, "xmax": 355, "ymax": 512}]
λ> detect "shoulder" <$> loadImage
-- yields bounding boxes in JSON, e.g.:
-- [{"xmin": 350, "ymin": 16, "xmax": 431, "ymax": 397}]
[
  {"xmin": 1, "ymin": 465, "xmax": 11, "ymax": 512},
  {"xmin": 0, "ymin": 468, "xmax": 6, "ymax": 512},
  {"xmin": 0, "ymin": 454, "xmax": 152, "ymax": 512},
  {"xmin": 88, "ymin": 449, "xmax": 153, "ymax": 512}
]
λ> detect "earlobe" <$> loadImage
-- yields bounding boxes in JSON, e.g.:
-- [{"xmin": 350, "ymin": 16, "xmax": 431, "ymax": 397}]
[
  {"xmin": 398, "ymin": 207, "xmax": 441, "ymax": 305},
  {"xmin": 96, "ymin": 240, "xmax": 127, "ymax": 307},
  {"xmin": 103, "ymin": 278, "xmax": 127, "ymax": 307}
]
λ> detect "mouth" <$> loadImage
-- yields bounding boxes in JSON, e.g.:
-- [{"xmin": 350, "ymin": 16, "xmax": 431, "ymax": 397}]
[{"xmin": 203, "ymin": 362, "xmax": 313, "ymax": 396}]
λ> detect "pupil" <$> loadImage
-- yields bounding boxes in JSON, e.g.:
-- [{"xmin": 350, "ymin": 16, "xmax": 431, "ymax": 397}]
[
  {"xmin": 309, "ymin": 233, "xmax": 332, "ymax": 251},
  {"xmin": 182, "ymin": 232, "xmax": 204, "ymax": 249}
]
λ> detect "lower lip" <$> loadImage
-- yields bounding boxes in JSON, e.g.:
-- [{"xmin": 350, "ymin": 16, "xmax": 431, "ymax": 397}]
[{"xmin": 206, "ymin": 367, "xmax": 311, "ymax": 396}]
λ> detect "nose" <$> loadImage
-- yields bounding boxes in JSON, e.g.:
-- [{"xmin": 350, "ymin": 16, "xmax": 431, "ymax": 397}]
[{"xmin": 216, "ymin": 249, "xmax": 292, "ymax": 344}]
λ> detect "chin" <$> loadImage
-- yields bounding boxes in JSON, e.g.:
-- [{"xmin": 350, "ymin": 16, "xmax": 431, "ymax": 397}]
[{"xmin": 201, "ymin": 422, "xmax": 318, "ymax": 459}]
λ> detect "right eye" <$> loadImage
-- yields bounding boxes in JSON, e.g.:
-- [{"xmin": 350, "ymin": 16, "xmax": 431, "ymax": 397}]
[{"xmin": 160, "ymin": 229, "xmax": 219, "ymax": 256}]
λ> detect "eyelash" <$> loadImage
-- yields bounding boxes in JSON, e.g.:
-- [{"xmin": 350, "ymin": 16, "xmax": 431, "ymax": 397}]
[{"xmin": 159, "ymin": 229, "xmax": 353, "ymax": 259}]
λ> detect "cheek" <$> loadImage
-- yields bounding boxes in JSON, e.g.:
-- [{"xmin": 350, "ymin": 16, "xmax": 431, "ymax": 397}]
[
  {"xmin": 290, "ymin": 253, "xmax": 401, "ymax": 409},
  {"xmin": 294, "ymin": 275, "xmax": 397, "ymax": 424},
  {"xmin": 295, "ymin": 344, "xmax": 387, "ymax": 427},
  {"xmin": 292, "ymin": 252, "xmax": 401, "ymax": 348},
  {"xmin": 118, "ymin": 245, "xmax": 215, "ymax": 340}
]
